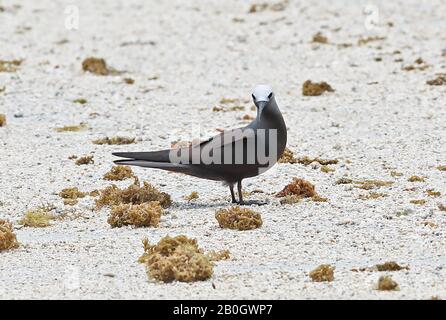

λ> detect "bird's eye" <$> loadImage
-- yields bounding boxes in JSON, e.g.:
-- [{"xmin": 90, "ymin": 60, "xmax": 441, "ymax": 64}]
[{"xmin": 268, "ymin": 92, "xmax": 273, "ymax": 99}]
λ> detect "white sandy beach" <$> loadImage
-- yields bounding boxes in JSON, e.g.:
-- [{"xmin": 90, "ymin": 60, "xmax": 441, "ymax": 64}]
[{"xmin": 0, "ymin": 0, "xmax": 446, "ymax": 299}]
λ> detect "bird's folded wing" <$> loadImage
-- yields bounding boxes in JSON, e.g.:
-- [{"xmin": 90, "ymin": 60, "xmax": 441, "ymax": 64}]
[
  {"xmin": 196, "ymin": 127, "xmax": 256, "ymax": 151},
  {"xmin": 113, "ymin": 127, "xmax": 255, "ymax": 164}
]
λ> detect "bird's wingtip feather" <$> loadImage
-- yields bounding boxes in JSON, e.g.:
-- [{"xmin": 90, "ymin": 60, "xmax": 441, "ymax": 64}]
[{"xmin": 112, "ymin": 152, "xmax": 131, "ymax": 158}]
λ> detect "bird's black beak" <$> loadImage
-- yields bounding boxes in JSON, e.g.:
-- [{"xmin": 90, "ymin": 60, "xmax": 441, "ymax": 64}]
[{"xmin": 257, "ymin": 101, "xmax": 267, "ymax": 119}]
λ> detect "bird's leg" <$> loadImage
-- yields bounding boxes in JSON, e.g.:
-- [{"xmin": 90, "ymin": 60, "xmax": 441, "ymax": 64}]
[
  {"xmin": 237, "ymin": 180, "xmax": 244, "ymax": 205},
  {"xmin": 229, "ymin": 184, "xmax": 237, "ymax": 203}
]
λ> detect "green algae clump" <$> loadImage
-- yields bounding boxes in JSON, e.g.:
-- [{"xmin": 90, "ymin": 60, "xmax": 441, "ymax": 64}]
[{"xmin": 19, "ymin": 207, "xmax": 54, "ymax": 228}]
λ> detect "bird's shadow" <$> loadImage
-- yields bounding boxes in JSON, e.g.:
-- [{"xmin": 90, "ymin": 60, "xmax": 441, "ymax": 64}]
[
  {"xmin": 171, "ymin": 201, "xmax": 233, "ymax": 210},
  {"xmin": 170, "ymin": 199, "xmax": 270, "ymax": 210}
]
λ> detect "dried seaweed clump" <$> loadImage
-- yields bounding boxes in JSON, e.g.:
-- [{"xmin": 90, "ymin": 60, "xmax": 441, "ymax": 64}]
[
  {"xmin": 276, "ymin": 178, "xmax": 317, "ymax": 198},
  {"xmin": 212, "ymin": 98, "xmax": 246, "ymax": 112},
  {"xmin": 71, "ymin": 97, "xmax": 88, "ymax": 106},
  {"xmin": 215, "ymin": 206, "xmax": 262, "ymax": 230},
  {"xmin": 376, "ymin": 276, "xmax": 399, "ymax": 291},
  {"xmin": 206, "ymin": 249, "xmax": 231, "ymax": 262},
  {"xmin": 73, "ymin": 98, "xmax": 87, "ymax": 104},
  {"xmin": 241, "ymin": 114, "xmax": 255, "ymax": 121},
  {"xmin": 108, "ymin": 202, "xmax": 162, "ymax": 228},
  {"xmin": 279, "ymin": 195, "xmax": 301, "ymax": 205},
  {"xmin": 402, "ymin": 58, "xmax": 429, "ymax": 71},
  {"xmin": 321, "ymin": 165, "xmax": 335, "ymax": 173},
  {"xmin": 278, "ymin": 148, "xmax": 297, "ymax": 164},
  {"xmin": 103, "ymin": 165, "xmax": 134, "ymax": 181},
  {"xmin": 184, "ymin": 191, "xmax": 199, "ymax": 201},
  {"xmin": 426, "ymin": 189, "xmax": 440, "ymax": 197},
  {"xmin": 336, "ymin": 177, "xmax": 353, "ymax": 185},
  {"xmin": 212, "ymin": 105, "xmax": 245, "ymax": 112},
  {"xmin": 75, "ymin": 155, "xmax": 94, "ymax": 165},
  {"xmin": 298, "ymin": 156, "xmax": 338, "ymax": 166},
  {"xmin": 82, "ymin": 57, "xmax": 109, "ymax": 75},
  {"xmin": 248, "ymin": 0, "xmax": 289, "ymax": 13},
  {"xmin": 59, "ymin": 187, "xmax": 86, "ymax": 199},
  {"xmin": 219, "ymin": 98, "xmax": 239, "ymax": 104},
  {"xmin": 311, "ymin": 195, "xmax": 328, "ymax": 202},
  {"xmin": 427, "ymin": 75, "xmax": 446, "ymax": 86},
  {"xmin": 92, "ymin": 136, "xmax": 135, "ymax": 145},
  {"xmin": 354, "ymin": 180, "xmax": 393, "ymax": 190},
  {"xmin": 359, "ymin": 192, "xmax": 388, "ymax": 200},
  {"xmin": 138, "ymin": 235, "xmax": 213, "ymax": 282},
  {"xmin": 424, "ymin": 221, "xmax": 438, "ymax": 228},
  {"xmin": 390, "ymin": 171, "xmax": 403, "ymax": 177},
  {"xmin": 0, "ymin": 114, "xmax": 6, "ymax": 127},
  {"xmin": 171, "ymin": 137, "xmax": 203, "ymax": 147},
  {"xmin": 312, "ymin": 32, "xmax": 328, "ymax": 44},
  {"xmin": 59, "ymin": 187, "xmax": 86, "ymax": 206},
  {"xmin": 63, "ymin": 199, "xmax": 79, "ymax": 206},
  {"xmin": 123, "ymin": 77, "xmax": 134, "ymax": 84},
  {"xmin": 248, "ymin": 3, "xmax": 268, "ymax": 13},
  {"xmin": 54, "ymin": 123, "xmax": 87, "ymax": 132},
  {"xmin": 0, "ymin": 220, "xmax": 20, "ymax": 251},
  {"xmin": 438, "ymin": 203, "xmax": 446, "ymax": 212},
  {"xmin": 410, "ymin": 199, "xmax": 426, "ymax": 205},
  {"xmin": 357, "ymin": 36, "xmax": 386, "ymax": 46},
  {"xmin": 0, "ymin": 59, "xmax": 22, "ymax": 73},
  {"xmin": 302, "ymin": 80, "xmax": 334, "ymax": 96},
  {"xmin": 376, "ymin": 261, "xmax": 408, "ymax": 272},
  {"xmin": 19, "ymin": 207, "xmax": 54, "ymax": 228},
  {"xmin": 437, "ymin": 165, "xmax": 446, "ymax": 171},
  {"xmin": 408, "ymin": 175, "xmax": 425, "ymax": 182},
  {"xmin": 96, "ymin": 179, "xmax": 172, "ymax": 208},
  {"xmin": 171, "ymin": 140, "xmax": 193, "ymax": 148},
  {"xmin": 309, "ymin": 264, "xmax": 334, "ymax": 282}
]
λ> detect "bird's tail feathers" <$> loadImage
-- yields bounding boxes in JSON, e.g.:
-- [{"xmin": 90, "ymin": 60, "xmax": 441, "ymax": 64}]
[
  {"xmin": 112, "ymin": 150, "xmax": 171, "ymax": 162},
  {"xmin": 113, "ymin": 159, "xmax": 189, "ymax": 173}
]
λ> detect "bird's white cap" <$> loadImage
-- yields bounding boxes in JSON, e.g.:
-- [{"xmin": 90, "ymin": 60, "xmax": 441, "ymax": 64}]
[{"xmin": 252, "ymin": 85, "xmax": 273, "ymax": 102}]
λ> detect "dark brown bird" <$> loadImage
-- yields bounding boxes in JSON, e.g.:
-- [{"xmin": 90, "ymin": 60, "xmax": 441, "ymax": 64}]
[{"xmin": 113, "ymin": 85, "xmax": 287, "ymax": 204}]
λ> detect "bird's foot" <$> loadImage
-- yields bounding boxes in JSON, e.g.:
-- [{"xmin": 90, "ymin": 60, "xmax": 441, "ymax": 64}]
[{"xmin": 237, "ymin": 200, "xmax": 268, "ymax": 206}]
